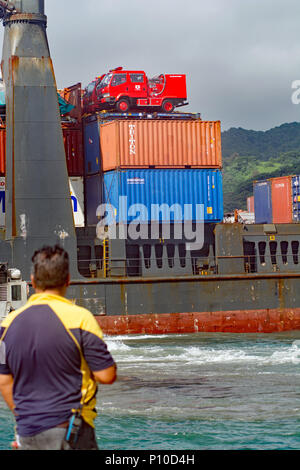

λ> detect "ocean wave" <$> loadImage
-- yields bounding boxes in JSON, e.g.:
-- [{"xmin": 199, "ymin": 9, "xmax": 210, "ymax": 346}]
[
  {"xmin": 104, "ymin": 340, "xmax": 131, "ymax": 352},
  {"xmin": 104, "ymin": 341, "xmax": 300, "ymax": 366},
  {"xmin": 104, "ymin": 334, "xmax": 171, "ymax": 341}
]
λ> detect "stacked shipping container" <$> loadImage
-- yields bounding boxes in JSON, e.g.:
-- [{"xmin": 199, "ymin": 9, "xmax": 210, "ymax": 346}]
[
  {"xmin": 99, "ymin": 120, "xmax": 222, "ymax": 170},
  {"xmin": 87, "ymin": 169, "xmax": 223, "ymax": 226},
  {"xmin": 62, "ymin": 126, "xmax": 84, "ymax": 176},
  {"xmin": 84, "ymin": 116, "xmax": 224, "ymax": 226},
  {"xmin": 0, "ymin": 102, "xmax": 225, "ymax": 232},
  {"xmin": 254, "ymin": 180, "xmax": 272, "ymax": 224},
  {"xmin": 254, "ymin": 175, "xmax": 300, "ymax": 224},
  {"xmin": 0, "ymin": 81, "xmax": 225, "ymax": 234}
]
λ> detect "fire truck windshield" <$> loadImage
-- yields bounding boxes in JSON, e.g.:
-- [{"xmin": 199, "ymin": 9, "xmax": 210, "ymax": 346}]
[{"xmin": 99, "ymin": 73, "xmax": 113, "ymax": 88}]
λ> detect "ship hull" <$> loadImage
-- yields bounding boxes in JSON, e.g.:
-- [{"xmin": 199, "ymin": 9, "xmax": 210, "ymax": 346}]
[
  {"xmin": 95, "ymin": 308, "xmax": 300, "ymax": 335},
  {"xmin": 67, "ymin": 272, "xmax": 300, "ymax": 335}
]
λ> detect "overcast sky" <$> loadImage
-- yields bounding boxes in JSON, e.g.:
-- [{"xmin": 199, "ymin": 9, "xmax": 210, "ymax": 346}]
[{"xmin": 1, "ymin": 0, "xmax": 300, "ymax": 131}]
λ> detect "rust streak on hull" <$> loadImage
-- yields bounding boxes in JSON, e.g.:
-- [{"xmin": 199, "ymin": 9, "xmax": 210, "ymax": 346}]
[{"xmin": 96, "ymin": 309, "xmax": 300, "ymax": 335}]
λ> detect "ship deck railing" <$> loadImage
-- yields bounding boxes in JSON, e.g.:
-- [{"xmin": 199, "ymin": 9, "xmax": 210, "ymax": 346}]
[{"xmin": 76, "ymin": 252, "xmax": 300, "ymax": 279}]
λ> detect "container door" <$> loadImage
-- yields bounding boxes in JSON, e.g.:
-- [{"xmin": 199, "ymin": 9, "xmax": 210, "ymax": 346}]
[
  {"xmin": 84, "ymin": 120, "xmax": 100, "ymax": 175},
  {"xmin": 271, "ymin": 177, "xmax": 292, "ymax": 224},
  {"xmin": 63, "ymin": 128, "xmax": 84, "ymax": 176},
  {"xmin": 254, "ymin": 181, "xmax": 272, "ymax": 224}
]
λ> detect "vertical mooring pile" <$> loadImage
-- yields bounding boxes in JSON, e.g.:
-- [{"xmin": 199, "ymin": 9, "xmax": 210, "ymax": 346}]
[{"xmin": 1, "ymin": 0, "xmax": 79, "ymax": 280}]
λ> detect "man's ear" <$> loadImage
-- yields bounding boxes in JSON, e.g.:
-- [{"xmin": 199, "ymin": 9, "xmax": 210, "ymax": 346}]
[{"xmin": 30, "ymin": 274, "xmax": 36, "ymax": 289}]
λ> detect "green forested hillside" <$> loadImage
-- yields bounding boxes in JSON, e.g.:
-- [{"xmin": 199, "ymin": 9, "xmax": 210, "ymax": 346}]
[{"xmin": 221, "ymin": 122, "xmax": 300, "ymax": 211}]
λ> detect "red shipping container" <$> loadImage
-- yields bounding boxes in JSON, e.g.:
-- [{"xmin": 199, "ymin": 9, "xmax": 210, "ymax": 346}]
[
  {"xmin": 62, "ymin": 126, "xmax": 84, "ymax": 176},
  {"xmin": 0, "ymin": 126, "xmax": 84, "ymax": 177},
  {"xmin": 0, "ymin": 127, "xmax": 5, "ymax": 176},
  {"xmin": 271, "ymin": 176, "xmax": 293, "ymax": 223},
  {"xmin": 247, "ymin": 196, "xmax": 254, "ymax": 213},
  {"xmin": 99, "ymin": 120, "xmax": 222, "ymax": 171}
]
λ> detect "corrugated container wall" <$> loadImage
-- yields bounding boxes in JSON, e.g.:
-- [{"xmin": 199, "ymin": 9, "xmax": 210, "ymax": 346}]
[
  {"xmin": 0, "ymin": 128, "xmax": 5, "ymax": 175},
  {"xmin": 0, "ymin": 127, "xmax": 84, "ymax": 176},
  {"xmin": 84, "ymin": 118, "xmax": 222, "ymax": 173},
  {"xmin": 254, "ymin": 180, "xmax": 272, "ymax": 224},
  {"xmin": 93, "ymin": 169, "xmax": 223, "ymax": 224},
  {"xmin": 84, "ymin": 120, "xmax": 101, "ymax": 175},
  {"xmin": 99, "ymin": 120, "xmax": 222, "ymax": 171},
  {"xmin": 62, "ymin": 127, "xmax": 84, "ymax": 176},
  {"xmin": 271, "ymin": 176, "xmax": 293, "ymax": 224}
]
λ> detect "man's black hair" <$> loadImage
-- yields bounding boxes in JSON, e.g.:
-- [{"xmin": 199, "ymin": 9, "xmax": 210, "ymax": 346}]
[{"xmin": 31, "ymin": 245, "xmax": 69, "ymax": 290}]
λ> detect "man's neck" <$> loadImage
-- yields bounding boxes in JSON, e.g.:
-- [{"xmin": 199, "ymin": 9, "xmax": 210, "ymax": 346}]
[{"xmin": 34, "ymin": 288, "xmax": 67, "ymax": 298}]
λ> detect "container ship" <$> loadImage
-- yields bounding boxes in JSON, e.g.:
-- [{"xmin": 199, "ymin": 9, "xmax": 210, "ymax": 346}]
[{"xmin": 0, "ymin": 0, "xmax": 299, "ymax": 335}]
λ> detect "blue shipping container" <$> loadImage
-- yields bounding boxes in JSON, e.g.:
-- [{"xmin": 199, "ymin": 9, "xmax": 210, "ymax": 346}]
[
  {"xmin": 85, "ymin": 174, "xmax": 103, "ymax": 226},
  {"xmin": 292, "ymin": 176, "xmax": 300, "ymax": 221},
  {"xmin": 84, "ymin": 120, "xmax": 101, "ymax": 175},
  {"xmin": 94, "ymin": 169, "xmax": 223, "ymax": 224},
  {"xmin": 254, "ymin": 180, "xmax": 272, "ymax": 224}
]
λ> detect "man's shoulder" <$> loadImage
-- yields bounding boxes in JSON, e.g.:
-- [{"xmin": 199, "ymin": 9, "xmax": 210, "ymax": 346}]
[
  {"xmin": 1, "ymin": 296, "xmax": 103, "ymax": 338},
  {"xmin": 1, "ymin": 303, "xmax": 30, "ymax": 328},
  {"xmin": 52, "ymin": 297, "xmax": 93, "ymax": 316},
  {"xmin": 49, "ymin": 298, "xmax": 103, "ymax": 336},
  {"xmin": 50, "ymin": 297, "xmax": 94, "ymax": 320}
]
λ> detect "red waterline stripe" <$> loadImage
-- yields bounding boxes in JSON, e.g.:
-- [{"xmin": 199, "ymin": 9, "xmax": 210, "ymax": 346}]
[{"xmin": 95, "ymin": 309, "xmax": 300, "ymax": 335}]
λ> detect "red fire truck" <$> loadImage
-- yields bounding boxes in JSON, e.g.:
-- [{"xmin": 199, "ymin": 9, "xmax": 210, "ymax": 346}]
[{"xmin": 83, "ymin": 67, "xmax": 188, "ymax": 114}]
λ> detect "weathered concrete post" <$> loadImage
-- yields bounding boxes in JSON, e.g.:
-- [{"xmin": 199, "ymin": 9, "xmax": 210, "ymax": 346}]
[{"xmin": 1, "ymin": 0, "xmax": 80, "ymax": 280}]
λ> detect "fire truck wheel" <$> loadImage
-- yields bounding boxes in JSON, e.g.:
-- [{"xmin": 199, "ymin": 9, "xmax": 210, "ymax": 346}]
[
  {"xmin": 116, "ymin": 98, "xmax": 130, "ymax": 113},
  {"xmin": 162, "ymin": 100, "xmax": 174, "ymax": 113}
]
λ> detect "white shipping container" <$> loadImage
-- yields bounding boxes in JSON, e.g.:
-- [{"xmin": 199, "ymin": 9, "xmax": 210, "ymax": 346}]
[
  {"xmin": 0, "ymin": 177, "xmax": 85, "ymax": 228},
  {"xmin": 69, "ymin": 176, "xmax": 85, "ymax": 228}
]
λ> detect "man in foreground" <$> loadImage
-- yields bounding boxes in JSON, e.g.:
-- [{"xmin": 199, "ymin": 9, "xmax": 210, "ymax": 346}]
[{"xmin": 0, "ymin": 245, "xmax": 117, "ymax": 450}]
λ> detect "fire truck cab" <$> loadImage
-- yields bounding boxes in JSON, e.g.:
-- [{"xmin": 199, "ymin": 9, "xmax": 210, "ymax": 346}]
[{"xmin": 83, "ymin": 67, "xmax": 188, "ymax": 114}]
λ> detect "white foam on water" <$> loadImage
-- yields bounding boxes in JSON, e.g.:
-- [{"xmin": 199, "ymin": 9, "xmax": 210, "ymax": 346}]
[
  {"xmin": 104, "ymin": 339, "xmax": 131, "ymax": 352},
  {"xmin": 104, "ymin": 334, "xmax": 170, "ymax": 342},
  {"xmin": 98, "ymin": 404, "xmax": 187, "ymax": 419},
  {"xmin": 269, "ymin": 342, "xmax": 300, "ymax": 365},
  {"xmin": 104, "ymin": 338, "xmax": 300, "ymax": 367},
  {"xmin": 177, "ymin": 344, "xmax": 300, "ymax": 366}
]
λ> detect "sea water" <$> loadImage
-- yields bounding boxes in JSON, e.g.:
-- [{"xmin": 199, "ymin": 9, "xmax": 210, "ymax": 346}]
[{"xmin": 0, "ymin": 331, "xmax": 299, "ymax": 450}]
